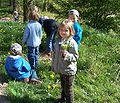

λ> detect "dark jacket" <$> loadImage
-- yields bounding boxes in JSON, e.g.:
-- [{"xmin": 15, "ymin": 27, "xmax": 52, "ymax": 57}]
[{"xmin": 43, "ymin": 19, "xmax": 59, "ymax": 37}]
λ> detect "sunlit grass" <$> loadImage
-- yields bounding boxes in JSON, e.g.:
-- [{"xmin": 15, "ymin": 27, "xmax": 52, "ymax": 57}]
[{"xmin": 0, "ymin": 20, "xmax": 120, "ymax": 103}]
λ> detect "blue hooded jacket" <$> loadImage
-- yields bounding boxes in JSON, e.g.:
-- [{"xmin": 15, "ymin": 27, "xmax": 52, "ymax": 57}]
[{"xmin": 5, "ymin": 55, "xmax": 31, "ymax": 80}]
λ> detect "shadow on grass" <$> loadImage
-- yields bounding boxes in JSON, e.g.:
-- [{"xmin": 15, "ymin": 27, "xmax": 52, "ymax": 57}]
[
  {"xmin": 0, "ymin": 95, "xmax": 11, "ymax": 103},
  {"xmin": 8, "ymin": 94, "xmax": 56, "ymax": 103},
  {"xmin": 0, "ymin": 74, "xmax": 8, "ymax": 84}
]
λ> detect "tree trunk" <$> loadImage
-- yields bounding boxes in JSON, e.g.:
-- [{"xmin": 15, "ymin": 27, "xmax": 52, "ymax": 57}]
[
  {"xmin": 0, "ymin": 0, "xmax": 1, "ymax": 7},
  {"xmin": 9, "ymin": 0, "xmax": 13, "ymax": 6},
  {"xmin": 23, "ymin": 0, "xmax": 27, "ymax": 22},
  {"xmin": 43, "ymin": 0, "xmax": 49, "ymax": 11},
  {"xmin": 23, "ymin": 0, "xmax": 33, "ymax": 22},
  {"xmin": 13, "ymin": 0, "xmax": 19, "ymax": 11}
]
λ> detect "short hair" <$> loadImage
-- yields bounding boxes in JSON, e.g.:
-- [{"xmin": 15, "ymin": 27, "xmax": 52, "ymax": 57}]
[
  {"xmin": 58, "ymin": 19, "xmax": 75, "ymax": 37},
  {"xmin": 10, "ymin": 43, "xmax": 22, "ymax": 55},
  {"xmin": 69, "ymin": 9, "xmax": 79, "ymax": 18},
  {"xmin": 29, "ymin": 11, "xmax": 40, "ymax": 21}
]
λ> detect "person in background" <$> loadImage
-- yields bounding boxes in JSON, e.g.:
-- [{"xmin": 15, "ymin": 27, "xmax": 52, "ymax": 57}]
[
  {"xmin": 13, "ymin": 8, "xmax": 19, "ymax": 21},
  {"xmin": 41, "ymin": 16, "xmax": 59, "ymax": 56},
  {"xmin": 5, "ymin": 43, "xmax": 41, "ymax": 83},
  {"xmin": 22, "ymin": 10, "xmax": 42, "ymax": 69},
  {"xmin": 52, "ymin": 19, "xmax": 79, "ymax": 103},
  {"xmin": 69, "ymin": 9, "xmax": 83, "ymax": 51}
]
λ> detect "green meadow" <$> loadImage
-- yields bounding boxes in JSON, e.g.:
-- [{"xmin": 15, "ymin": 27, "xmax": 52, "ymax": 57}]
[
  {"xmin": 0, "ymin": 0, "xmax": 120, "ymax": 102},
  {"xmin": 0, "ymin": 19, "xmax": 119, "ymax": 103}
]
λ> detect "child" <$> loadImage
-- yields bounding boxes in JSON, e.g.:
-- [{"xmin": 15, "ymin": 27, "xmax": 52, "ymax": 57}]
[
  {"xmin": 42, "ymin": 16, "xmax": 59, "ymax": 56},
  {"xmin": 22, "ymin": 11, "xmax": 42, "ymax": 69},
  {"xmin": 5, "ymin": 43, "xmax": 41, "ymax": 83},
  {"xmin": 52, "ymin": 19, "xmax": 79, "ymax": 103},
  {"xmin": 13, "ymin": 8, "xmax": 19, "ymax": 21},
  {"xmin": 69, "ymin": 9, "xmax": 83, "ymax": 50}
]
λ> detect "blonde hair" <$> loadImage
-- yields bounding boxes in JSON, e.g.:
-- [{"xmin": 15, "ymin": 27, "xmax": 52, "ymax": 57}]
[
  {"xmin": 29, "ymin": 11, "xmax": 40, "ymax": 21},
  {"xmin": 30, "ymin": 5, "xmax": 39, "ymax": 12},
  {"xmin": 58, "ymin": 19, "xmax": 75, "ymax": 37}
]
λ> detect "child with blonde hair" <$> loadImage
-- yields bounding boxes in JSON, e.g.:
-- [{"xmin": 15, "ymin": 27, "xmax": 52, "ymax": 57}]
[
  {"xmin": 22, "ymin": 10, "xmax": 42, "ymax": 69},
  {"xmin": 52, "ymin": 19, "xmax": 79, "ymax": 103}
]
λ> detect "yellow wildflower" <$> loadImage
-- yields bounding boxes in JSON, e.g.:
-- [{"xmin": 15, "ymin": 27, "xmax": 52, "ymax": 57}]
[
  {"xmin": 1, "ymin": 64, "xmax": 3, "ymax": 66},
  {"xmin": 0, "ymin": 25, "xmax": 1, "ymax": 27},
  {"xmin": 82, "ymin": 57, "xmax": 84, "ymax": 60},
  {"xmin": 75, "ymin": 74, "xmax": 78, "ymax": 77},
  {"xmin": 94, "ymin": 58, "xmax": 96, "ymax": 60},
  {"xmin": 3, "ymin": 30, "xmax": 5, "ymax": 32},
  {"xmin": 52, "ymin": 85, "xmax": 55, "ymax": 88},
  {"xmin": 55, "ymin": 84, "xmax": 59, "ymax": 88},
  {"xmin": 8, "ymin": 52, "xmax": 10, "ymax": 55},
  {"xmin": 48, "ymin": 85, "xmax": 51, "ymax": 88},
  {"xmin": 50, "ymin": 74, "xmax": 54, "ymax": 78},
  {"xmin": 3, "ymin": 55, "xmax": 5, "ymax": 57}
]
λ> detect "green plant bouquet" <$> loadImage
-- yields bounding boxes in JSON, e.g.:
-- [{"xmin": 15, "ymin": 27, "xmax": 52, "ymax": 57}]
[{"xmin": 60, "ymin": 42, "xmax": 70, "ymax": 51}]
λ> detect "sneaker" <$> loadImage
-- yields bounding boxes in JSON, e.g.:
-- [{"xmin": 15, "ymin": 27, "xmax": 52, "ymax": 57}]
[
  {"xmin": 47, "ymin": 51, "xmax": 52, "ymax": 56},
  {"xmin": 30, "ymin": 79, "xmax": 42, "ymax": 84},
  {"xmin": 20, "ymin": 78, "xmax": 29, "ymax": 82}
]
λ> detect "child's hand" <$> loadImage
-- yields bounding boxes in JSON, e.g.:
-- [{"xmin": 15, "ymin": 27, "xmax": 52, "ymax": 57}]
[{"xmin": 62, "ymin": 50, "xmax": 67, "ymax": 57}]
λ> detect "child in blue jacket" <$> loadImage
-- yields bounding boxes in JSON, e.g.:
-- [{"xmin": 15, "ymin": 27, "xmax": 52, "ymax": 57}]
[
  {"xmin": 69, "ymin": 9, "xmax": 83, "ymax": 51},
  {"xmin": 5, "ymin": 43, "xmax": 41, "ymax": 83}
]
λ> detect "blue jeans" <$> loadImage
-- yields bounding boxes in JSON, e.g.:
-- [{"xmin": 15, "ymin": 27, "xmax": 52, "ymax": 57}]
[
  {"xmin": 28, "ymin": 46, "xmax": 39, "ymax": 69},
  {"xmin": 30, "ymin": 70, "xmax": 39, "ymax": 80},
  {"xmin": 46, "ymin": 29, "xmax": 58, "ymax": 52}
]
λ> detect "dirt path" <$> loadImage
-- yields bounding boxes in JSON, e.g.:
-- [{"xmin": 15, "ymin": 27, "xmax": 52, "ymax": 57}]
[{"xmin": 0, "ymin": 75, "xmax": 11, "ymax": 103}]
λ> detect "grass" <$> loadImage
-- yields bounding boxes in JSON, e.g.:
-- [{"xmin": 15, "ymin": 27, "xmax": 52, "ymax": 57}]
[
  {"xmin": 0, "ymin": 16, "xmax": 120, "ymax": 103},
  {"xmin": 0, "ymin": 7, "xmax": 13, "ymax": 18}
]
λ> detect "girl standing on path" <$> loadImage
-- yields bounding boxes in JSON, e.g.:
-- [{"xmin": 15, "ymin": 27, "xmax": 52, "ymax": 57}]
[{"xmin": 52, "ymin": 19, "xmax": 79, "ymax": 103}]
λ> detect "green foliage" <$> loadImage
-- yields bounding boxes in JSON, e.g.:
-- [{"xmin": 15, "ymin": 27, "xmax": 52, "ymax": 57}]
[
  {"xmin": 0, "ymin": 21, "xmax": 26, "ymax": 54},
  {"xmin": 52, "ymin": 0, "xmax": 120, "ymax": 33},
  {"xmin": 0, "ymin": 0, "xmax": 120, "ymax": 33},
  {"xmin": 0, "ymin": 20, "xmax": 120, "ymax": 103},
  {"xmin": 0, "ymin": 2, "xmax": 119, "ymax": 103},
  {"xmin": 0, "ymin": 7, "xmax": 13, "ymax": 18}
]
